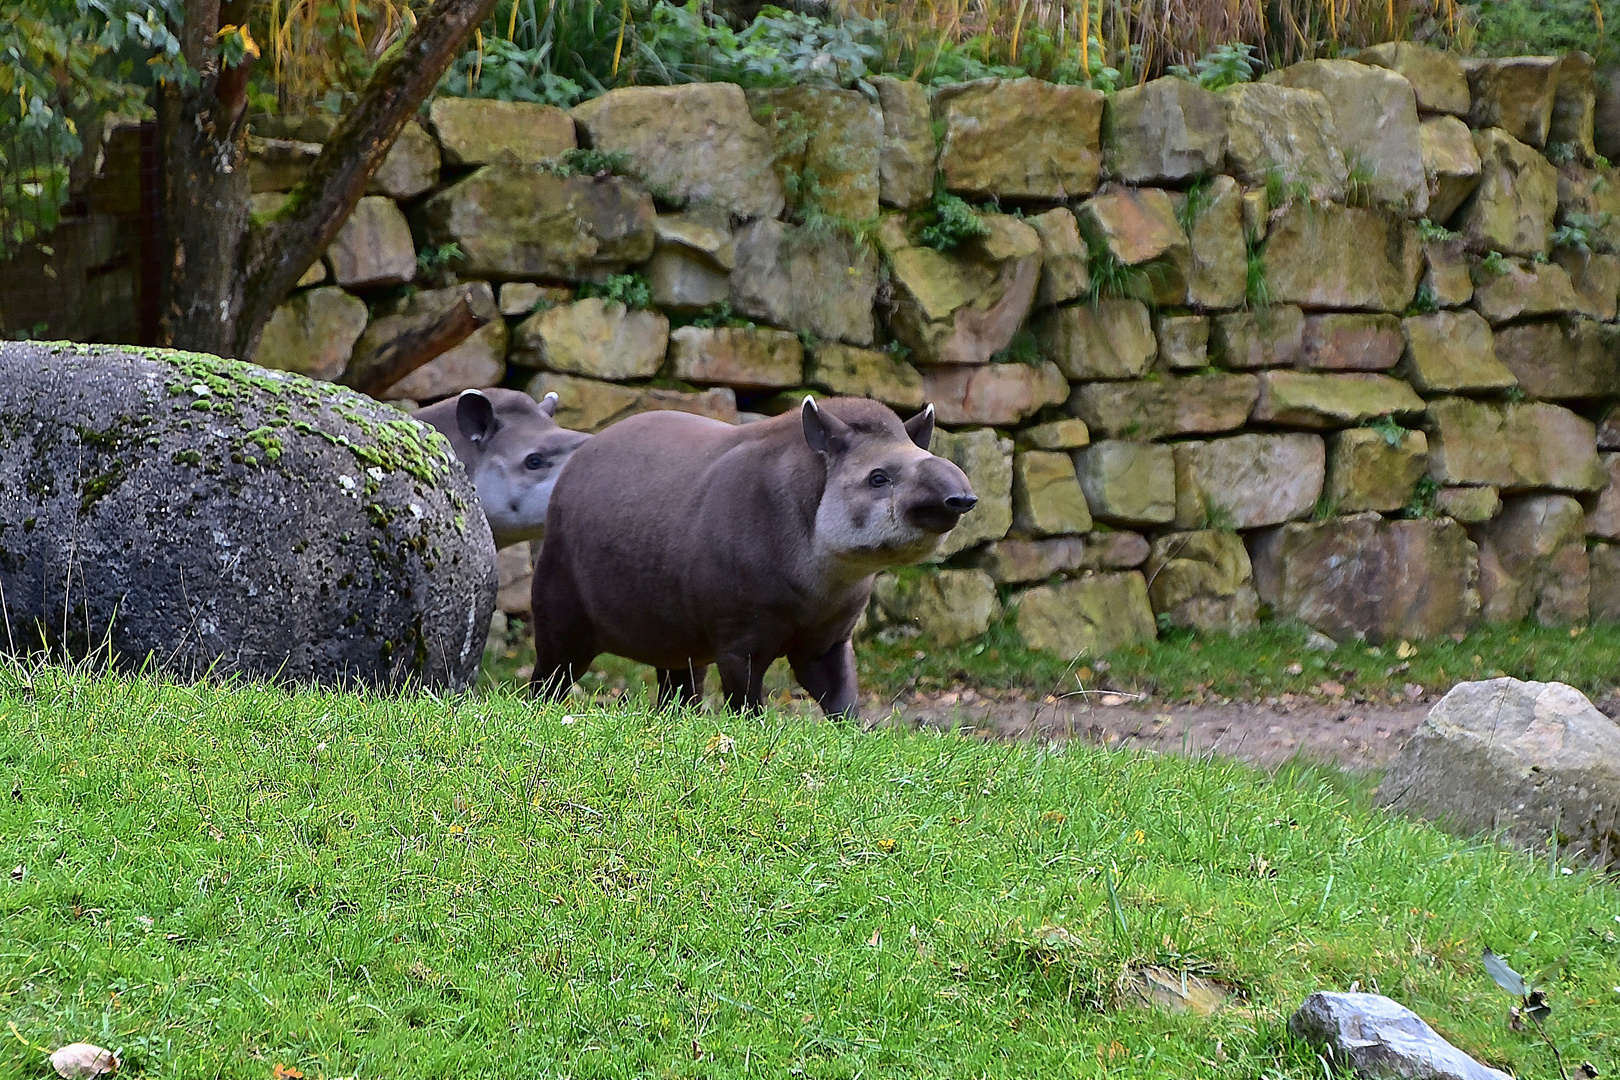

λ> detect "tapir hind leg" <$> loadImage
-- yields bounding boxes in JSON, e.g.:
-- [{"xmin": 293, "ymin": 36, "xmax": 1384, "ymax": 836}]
[
  {"xmin": 714, "ymin": 651, "xmax": 767, "ymax": 714},
  {"xmin": 656, "ymin": 664, "xmax": 707, "ymax": 710},
  {"xmin": 790, "ymin": 639, "xmax": 859, "ymax": 720},
  {"xmin": 529, "ymin": 552, "xmax": 597, "ymax": 702}
]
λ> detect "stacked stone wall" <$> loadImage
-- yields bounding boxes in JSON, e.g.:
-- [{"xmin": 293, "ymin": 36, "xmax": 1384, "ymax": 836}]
[{"xmin": 245, "ymin": 47, "xmax": 1620, "ymax": 652}]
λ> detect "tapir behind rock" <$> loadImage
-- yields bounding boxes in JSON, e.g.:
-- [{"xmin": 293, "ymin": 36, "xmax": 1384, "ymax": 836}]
[
  {"xmin": 531, "ymin": 396, "xmax": 977, "ymax": 717},
  {"xmin": 415, "ymin": 388, "xmax": 590, "ymax": 549}
]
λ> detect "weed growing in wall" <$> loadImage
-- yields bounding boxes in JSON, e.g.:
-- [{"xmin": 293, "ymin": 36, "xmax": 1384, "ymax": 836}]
[
  {"xmin": 578, "ymin": 273, "xmax": 653, "ymax": 310},
  {"xmin": 1166, "ymin": 42, "xmax": 1258, "ymax": 90},
  {"xmin": 916, "ymin": 189, "xmax": 989, "ymax": 252}
]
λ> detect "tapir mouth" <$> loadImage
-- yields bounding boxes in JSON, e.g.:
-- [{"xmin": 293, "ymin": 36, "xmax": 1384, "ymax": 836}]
[{"xmin": 908, "ymin": 501, "xmax": 969, "ymax": 534}]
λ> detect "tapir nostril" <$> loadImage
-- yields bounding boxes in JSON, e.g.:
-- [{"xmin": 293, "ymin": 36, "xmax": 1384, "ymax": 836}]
[{"xmin": 944, "ymin": 494, "xmax": 978, "ymax": 513}]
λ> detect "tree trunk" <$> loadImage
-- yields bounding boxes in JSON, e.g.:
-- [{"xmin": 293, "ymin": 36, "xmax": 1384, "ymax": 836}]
[{"xmin": 162, "ymin": 0, "xmax": 497, "ymax": 368}]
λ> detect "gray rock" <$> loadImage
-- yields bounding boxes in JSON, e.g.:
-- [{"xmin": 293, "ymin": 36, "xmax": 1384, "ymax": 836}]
[
  {"xmin": 1104, "ymin": 76, "xmax": 1227, "ymax": 184},
  {"xmin": 1027, "ymin": 208, "xmax": 1090, "ymax": 307},
  {"xmin": 749, "ymin": 86, "xmax": 882, "ymax": 222},
  {"xmin": 1155, "ymin": 314, "xmax": 1209, "ymax": 370},
  {"xmin": 359, "ymin": 282, "xmax": 509, "ymax": 402},
  {"xmin": 930, "ymin": 427, "xmax": 1014, "ymax": 559},
  {"xmin": 1172, "ymin": 433, "xmax": 1325, "ymax": 529},
  {"xmin": 1352, "ymin": 42, "xmax": 1471, "ymax": 115},
  {"xmin": 511, "ymin": 297, "xmax": 667, "ymax": 382},
  {"xmin": 934, "ymin": 77, "xmax": 1104, "ymax": 200},
  {"xmin": 1146, "ymin": 530, "xmax": 1259, "ymax": 633},
  {"xmin": 1379, "ymin": 678, "xmax": 1620, "ymax": 868},
  {"xmin": 1464, "ymin": 56, "xmax": 1560, "ymax": 148},
  {"xmin": 1420, "ymin": 115, "xmax": 1482, "ymax": 223},
  {"xmin": 427, "ymin": 98, "xmax": 575, "ymax": 166},
  {"xmin": 369, "ymin": 120, "xmax": 440, "ymax": 199},
  {"xmin": 0, "ymin": 342, "xmax": 494, "ymax": 690},
  {"xmin": 968, "ymin": 536, "xmax": 1088, "ymax": 584},
  {"xmin": 873, "ymin": 76, "xmax": 936, "ymax": 209},
  {"xmin": 730, "ymin": 219, "xmax": 879, "ymax": 346},
  {"xmin": 1014, "ymin": 572, "xmax": 1156, "ymax": 657},
  {"xmin": 871, "ymin": 569, "xmax": 999, "ymax": 647},
  {"xmin": 1290, "ymin": 992, "xmax": 1513, "ymax": 1080},
  {"xmin": 1074, "ymin": 441, "xmax": 1175, "ymax": 526},
  {"xmin": 1221, "ymin": 82, "xmax": 1349, "ymax": 202},
  {"xmin": 1211, "ymin": 306, "xmax": 1305, "ymax": 370},
  {"xmin": 1472, "ymin": 494, "xmax": 1590, "ymax": 626},
  {"xmin": 327, "ymin": 196, "xmax": 415, "ymax": 288}
]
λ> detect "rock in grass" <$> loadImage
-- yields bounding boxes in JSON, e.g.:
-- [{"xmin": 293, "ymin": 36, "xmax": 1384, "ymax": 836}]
[
  {"xmin": 1290, "ymin": 992, "xmax": 1513, "ymax": 1080},
  {"xmin": 0, "ymin": 342, "xmax": 495, "ymax": 690}
]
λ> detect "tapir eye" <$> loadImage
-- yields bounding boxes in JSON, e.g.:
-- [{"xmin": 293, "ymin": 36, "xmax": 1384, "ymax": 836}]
[
  {"xmin": 523, "ymin": 453, "xmax": 550, "ymax": 471},
  {"xmin": 867, "ymin": 469, "xmax": 891, "ymax": 488}
]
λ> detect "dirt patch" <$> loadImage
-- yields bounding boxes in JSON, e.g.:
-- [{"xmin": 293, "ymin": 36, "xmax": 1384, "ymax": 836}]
[{"xmin": 867, "ymin": 691, "xmax": 1432, "ymax": 772}]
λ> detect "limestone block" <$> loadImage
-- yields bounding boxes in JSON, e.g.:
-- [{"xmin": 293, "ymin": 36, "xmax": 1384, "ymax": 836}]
[
  {"xmin": 1252, "ymin": 372, "xmax": 1424, "ymax": 429},
  {"xmin": 1270, "ymin": 59, "xmax": 1427, "ymax": 214},
  {"xmin": 428, "ymin": 98, "xmax": 575, "ymax": 166},
  {"xmin": 572, "ymin": 84, "xmax": 783, "ymax": 217},
  {"xmin": 1325, "ymin": 427, "xmax": 1428, "ymax": 514},
  {"xmin": 749, "ymin": 86, "xmax": 881, "ymax": 222},
  {"xmin": 646, "ymin": 245, "xmax": 730, "ymax": 312},
  {"xmin": 1263, "ymin": 203, "xmax": 1421, "ymax": 312},
  {"xmin": 1423, "ymin": 397, "xmax": 1514, "ymax": 487},
  {"xmin": 1145, "ymin": 530, "xmax": 1260, "ymax": 633},
  {"xmin": 1297, "ymin": 314, "xmax": 1404, "ymax": 371},
  {"xmin": 1249, "ymin": 514, "xmax": 1480, "ymax": 642},
  {"xmin": 414, "ymin": 163, "xmax": 655, "ymax": 280},
  {"xmin": 730, "ymin": 219, "xmax": 878, "ymax": 346},
  {"xmin": 969, "ymin": 536, "xmax": 1088, "ymax": 584},
  {"xmin": 930, "ymin": 427, "xmax": 1014, "ymax": 558},
  {"xmin": 654, "ymin": 209, "xmax": 736, "ymax": 268},
  {"xmin": 1067, "ymin": 373, "xmax": 1257, "ymax": 441},
  {"xmin": 1421, "ymin": 239, "xmax": 1473, "ymax": 306},
  {"xmin": 510, "ymin": 297, "xmax": 667, "ymax": 381},
  {"xmin": 1014, "ymin": 572, "xmax": 1156, "ymax": 657},
  {"xmin": 1502, "ymin": 401, "xmax": 1608, "ymax": 492},
  {"xmin": 873, "ymin": 76, "xmax": 936, "ymax": 209},
  {"xmin": 1186, "ymin": 175, "xmax": 1248, "ymax": 310},
  {"xmin": 1073, "ymin": 441, "xmax": 1176, "ymax": 526},
  {"xmin": 524, "ymin": 372, "xmax": 737, "ymax": 433},
  {"xmin": 1473, "ymin": 494, "xmax": 1590, "ymax": 625},
  {"xmin": 1017, "ymin": 418, "xmax": 1091, "ymax": 451},
  {"xmin": 1493, "ymin": 318, "xmax": 1619, "ymax": 399},
  {"xmin": 1081, "ymin": 531, "xmax": 1152, "ymax": 569},
  {"xmin": 922, "ymin": 360, "xmax": 1068, "ymax": 426},
  {"xmin": 1027, "ymin": 208, "xmax": 1089, "ymax": 307},
  {"xmin": 934, "ymin": 77, "xmax": 1104, "ymax": 199},
  {"xmin": 1104, "ymin": 76, "xmax": 1227, "ymax": 184},
  {"xmin": 1033, "ymin": 299, "xmax": 1156, "ymax": 379},
  {"xmin": 496, "ymin": 542, "xmax": 533, "ymax": 615},
  {"xmin": 1211, "ymin": 306, "xmax": 1304, "ymax": 369},
  {"xmin": 1291, "ymin": 992, "xmax": 1517, "ymax": 1080},
  {"xmin": 1554, "ymin": 248, "xmax": 1620, "ymax": 320},
  {"xmin": 1454, "ymin": 127, "xmax": 1558, "ymax": 257},
  {"xmin": 1591, "ymin": 542, "xmax": 1620, "ymax": 621},
  {"xmin": 886, "ymin": 216, "xmax": 1042, "ymax": 365},
  {"xmin": 1352, "ymin": 42, "xmax": 1470, "ymax": 115},
  {"xmin": 1172, "ymin": 433, "xmax": 1325, "ymax": 529},
  {"xmin": 328, "ymin": 196, "xmax": 415, "ymax": 288},
  {"xmin": 1466, "ymin": 55, "xmax": 1562, "ymax": 146},
  {"xmin": 1077, "ymin": 184, "xmax": 1189, "ymax": 305},
  {"xmin": 1471, "ymin": 258, "xmax": 1579, "ymax": 323},
  {"xmin": 251, "ymin": 286, "xmax": 367, "ymax": 382},
  {"xmin": 871, "ymin": 569, "xmax": 1000, "ymax": 647},
  {"xmin": 1155, "ymin": 314, "xmax": 1209, "ymax": 370},
  {"xmin": 359, "ymin": 282, "xmax": 508, "ymax": 401},
  {"xmin": 1221, "ymin": 82, "xmax": 1348, "ymax": 202},
  {"xmin": 1438, "ymin": 485, "xmax": 1501, "ymax": 523},
  {"xmin": 1586, "ymin": 453, "xmax": 1620, "ymax": 539},
  {"xmin": 807, "ymin": 344, "xmax": 925, "ymax": 409},
  {"xmin": 670, "ymin": 325, "xmax": 804, "ymax": 390},
  {"xmin": 369, "ymin": 120, "xmax": 440, "ymax": 199},
  {"xmin": 1419, "ymin": 115, "xmax": 1482, "ymax": 223},
  {"xmin": 1398, "ymin": 310, "xmax": 1515, "ymax": 393},
  {"xmin": 1012, "ymin": 451, "xmax": 1092, "ymax": 537}
]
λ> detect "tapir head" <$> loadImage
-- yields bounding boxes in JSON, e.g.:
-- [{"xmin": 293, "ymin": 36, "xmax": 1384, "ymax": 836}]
[
  {"xmin": 801, "ymin": 396, "xmax": 977, "ymax": 569},
  {"xmin": 452, "ymin": 388, "xmax": 590, "ymax": 549}
]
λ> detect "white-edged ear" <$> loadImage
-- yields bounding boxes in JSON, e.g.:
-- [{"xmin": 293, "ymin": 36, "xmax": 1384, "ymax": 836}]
[
  {"xmin": 903, "ymin": 402, "xmax": 935, "ymax": 450},
  {"xmin": 456, "ymin": 388, "xmax": 498, "ymax": 445},
  {"xmin": 801, "ymin": 395, "xmax": 850, "ymax": 456},
  {"xmin": 539, "ymin": 391, "xmax": 559, "ymax": 418}
]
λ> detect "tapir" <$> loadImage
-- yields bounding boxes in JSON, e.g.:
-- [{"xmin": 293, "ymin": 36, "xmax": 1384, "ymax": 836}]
[
  {"xmin": 530, "ymin": 396, "xmax": 977, "ymax": 717},
  {"xmin": 415, "ymin": 388, "xmax": 590, "ymax": 549}
]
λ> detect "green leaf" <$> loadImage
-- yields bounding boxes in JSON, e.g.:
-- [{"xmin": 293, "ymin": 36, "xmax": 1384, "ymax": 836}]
[{"xmin": 1483, "ymin": 949, "xmax": 1526, "ymax": 997}]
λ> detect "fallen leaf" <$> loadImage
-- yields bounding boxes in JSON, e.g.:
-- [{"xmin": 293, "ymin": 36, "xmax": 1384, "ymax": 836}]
[
  {"xmin": 51, "ymin": 1044, "xmax": 118, "ymax": 1080},
  {"xmin": 1396, "ymin": 640, "xmax": 1417, "ymax": 659},
  {"xmin": 1284, "ymin": 663, "xmax": 1303, "ymax": 675},
  {"xmin": 703, "ymin": 733, "xmax": 735, "ymax": 756},
  {"xmin": 1317, "ymin": 681, "xmax": 1345, "ymax": 698},
  {"xmin": 866, "ymin": 928, "xmax": 882, "ymax": 948},
  {"xmin": 1099, "ymin": 694, "xmax": 1125, "ymax": 706},
  {"xmin": 876, "ymin": 838, "xmax": 896, "ymax": 852}
]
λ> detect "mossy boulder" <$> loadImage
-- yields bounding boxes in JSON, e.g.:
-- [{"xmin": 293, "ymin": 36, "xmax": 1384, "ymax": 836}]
[
  {"xmin": 1185, "ymin": 175, "xmax": 1248, "ymax": 310},
  {"xmin": 1471, "ymin": 259, "xmax": 1579, "ymax": 323},
  {"xmin": 1463, "ymin": 57, "xmax": 1560, "ymax": 148},
  {"xmin": 887, "ymin": 215, "xmax": 1042, "ymax": 365},
  {"xmin": 1145, "ymin": 530, "xmax": 1260, "ymax": 633},
  {"xmin": 1014, "ymin": 572, "xmax": 1156, "ymax": 657},
  {"xmin": 872, "ymin": 76, "xmax": 935, "ymax": 209},
  {"xmin": 807, "ymin": 344, "xmax": 925, "ymax": 409},
  {"xmin": 0, "ymin": 342, "xmax": 495, "ymax": 689},
  {"xmin": 1419, "ymin": 116, "xmax": 1481, "ymax": 223},
  {"xmin": 1324, "ymin": 427, "xmax": 1429, "ymax": 514},
  {"xmin": 1033, "ymin": 298, "xmax": 1156, "ymax": 380},
  {"xmin": 427, "ymin": 98, "xmax": 575, "ymax": 166},
  {"xmin": 510, "ymin": 297, "xmax": 668, "ymax": 382},
  {"xmin": 1211, "ymin": 306, "xmax": 1305, "ymax": 370},
  {"xmin": 871, "ymin": 569, "xmax": 999, "ymax": 648},
  {"xmin": 1454, "ymin": 128, "xmax": 1558, "ymax": 257},
  {"xmin": 1492, "ymin": 318, "xmax": 1620, "ymax": 399},
  {"xmin": 1298, "ymin": 314, "xmax": 1404, "ymax": 372},
  {"xmin": 670, "ymin": 325, "xmax": 805, "ymax": 390},
  {"xmin": 933, "ymin": 78, "xmax": 1104, "ymax": 200},
  {"xmin": 250, "ymin": 286, "xmax": 367, "ymax": 382},
  {"xmin": 523, "ymin": 373, "xmax": 738, "ymax": 433},
  {"xmin": 731, "ymin": 219, "xmax": 879, "ymax": 347},
  {"xmin": 1011, "ymin": 450, "xmax": 1091, "ymax": 537},
  {"xmin": 749, "ymin": 86, "xmax": 881, "ymax": 223},
  {"xmin": 1251, "ymin": 372, "xmax": 1425, "ymax": 429},
  {"xmin": 1351, "ymin": 42, "xmax": 1470, "ymax": 115},
  {"xmin": 929, "ymin": 427, "xmax": 1014, "ymax": 559},
  {"xmin": 921, "ymin": 360, "xmax": 1068, "ymax": 426},
  {"xmin": 1171, "ymin": 433, "xmax": 1325, "ymax": 529},
  {"xmin": 1398, "ymin": 311, "xmax": 1515, "ymax": 393},
  {"xmin": 1027, "ymin": 208, "xmax": 1090, "ymax": 307},
  {"xmin": 1262, "ymin": 204, "xmax": 1422, "ymax": 312},
  {"xmin": 1103, "ymin": 76, "xmax": 1227, "ymax": 185},
  {"xmin": 1073, "ymin": 441, "xmax": 1175, "ymax": 526},
  {"xmin": 1067, "ymin": 373, "xmax": 1257, "ymax": 441},
  {"xmin": 1220, "ymin": 82, "xmax": 1348, "ymax": 202}
]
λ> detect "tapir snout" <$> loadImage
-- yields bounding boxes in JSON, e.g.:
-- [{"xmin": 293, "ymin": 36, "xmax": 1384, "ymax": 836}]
[{"xmin": 904, "ymin": 455, "xmax": 978, "ymax": 535}]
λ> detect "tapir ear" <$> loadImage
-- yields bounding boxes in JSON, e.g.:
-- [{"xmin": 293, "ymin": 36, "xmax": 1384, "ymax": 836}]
[
  {"xmin": 904, "ymin": 403, "xmax": 935, "ymax": 451},
  {"xmin": 538, "ymin": 391, "xmax": 559, "ymax": 418},
  {"xmin": 456, "ymin": 388, "xmax": 498, "ymax": 445},
  {"xmin": 800, "ymin": 395, "xmax": 850, "ymax": 456}
]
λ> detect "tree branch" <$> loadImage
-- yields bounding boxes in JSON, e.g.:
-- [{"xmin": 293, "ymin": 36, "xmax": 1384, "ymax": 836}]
[
  {"xmin": 339, "ymin": 295, "xmax": 489, "ymax": 398},
  {"xmin": 232, "ymin": 0, "xmax": 498, "ymax": 359}
]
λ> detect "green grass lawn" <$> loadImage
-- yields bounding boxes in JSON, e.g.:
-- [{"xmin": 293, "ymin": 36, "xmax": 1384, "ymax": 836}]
[{"xmin": 3, "ymin": 664, "xmax": 1619, "ymax": 1078}]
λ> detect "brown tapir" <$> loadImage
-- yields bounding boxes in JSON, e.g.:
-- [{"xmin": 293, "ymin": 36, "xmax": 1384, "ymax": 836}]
[
  {"xmin": 415, "ymin": 388, "xmax": 590, "ymax": 549},
  {"xmin": 530, "ymin": 396, "xmax": 977, "ymax": 717}
]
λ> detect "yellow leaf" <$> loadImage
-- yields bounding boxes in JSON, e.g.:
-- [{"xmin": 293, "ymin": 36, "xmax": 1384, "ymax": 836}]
[{"xmin": 1396, "ymin": 640, "xmax": 1416, "ymax": 659}]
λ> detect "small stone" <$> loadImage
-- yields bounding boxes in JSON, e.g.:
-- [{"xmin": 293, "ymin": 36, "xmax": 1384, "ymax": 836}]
[
  {"xmin": 1067, "ymin": 373, "xmax": 1257, "ymax": 441},
  {"xmin": 1438, "ymin": 485, "xmax": 1501, "ymax": 523},
  {"xmin": 934, "ymin": 77, "xmax": 1104, "ymax": 200},
  {"xmin": 1080, "ymin": 531, "xmax": 1152, "ymax": 569},
  {"xmin": 807, "ymin": 344, "xmax": 925, "ymax": 409},
  {"xmin": 327, "ymin": 195, "xmax": 415, "ymax": 288},
  {"xmin": 510, "ymin": 297, "xmax": 668, "ymax": 382},
  {"xmin": 645, "ymin": 245, "xmax": 731, "ymax": 312},
  {"xmin": 1421, "ymin": 239, "xmax": 1474, "ymax": 307},
  {"xmin": 969, "ymin": 536, "xmax": 1088, "ymax": 584},
  {"xmin": 1352, "ymin": 42, "xmax": 1471, "ymax": 115},
  {"xmin": 873, "ymin": 76, "xmax": 936, "ymax": 210},
  {"xmin": 1252, "ymin": 372, "xmax": 1425, "ymax": 429},
  {"xmin": 1602, "ymin": 403, "xmax": 1620, "ymax": 449},
  {"xmin": 922, "ymin": 361, "xmax": 1068, "ymax": 426},
  {"xmin": 1033, "ymin": 299, "xmax": 1156, "ymax": 380},
  {"xmin": 1464, "ymin": 56, "xmax": 1561, "ymax": 147},
  {"xmin": 1297, "ymin": 313, "xmax": 1404, "ymax": 371},
  {"xmin": 1211, "ymin": 306, "xmax": 1304, "ymax": 369},
  {"xmin": 1073, "ymin": 441, "xmax": 1176, "ymax": 526},
  {"xmin": 1077, "ymin": 184, "xmax": 1189, "ymax": 267},
  {"xmin": 1155, "ymin": 314, "xmax": 1209, "ymax": 370},
  {"xmin": 497, "ymin": 282, "xmax": 554, "ymax": 318},
  {"xmin": 1454, "ymin": 127, "xmax": 1558, "ymax": 257},
  {"xmin": 1502, "ymin": 401, "xmax": 1608, "ymax": 492},
  {"xmin": 1263, "ymin": 203, "xmax": 1422, "ymax": 312},
  {"xmin": 1492, "ymin": 318, "xmax": 1619, "ymax": 399},
  {"xmin": 1398, "ymin": 310, "xmax": 1515, "ymax": 393},
  {"xmin": 1027, "ymin": 208, "xmax": 1089, "ymax": 307},
  {"xmin": 496, "ymin": 542, "xmax": 534, "ymax": 614},
  {"xmin": 654, "ymin": 209, "xmax": 736, "ymax": 268},
  {"xmin": 369, "ymin": 120, "xmax": 440, "ymax": 199},
  {"xmin": 1325, "ymin": 427, "xmax": 1429, "ymax": 514},
  {"xmin": 251, "ymin": 286, "xmax": 368, "ymax": 382},
  {"xmin": 1014, "ymin": 572, "xmax": 1157, "ymax": 657},
  {"xmin": 871, "ymin": 569, "xmax": 1000, "ymax": 647},
  {"xmin": 1471, "ymin": 258, "xmax": 1580, "ymax": 324},
  {"xmin": 930, "ymin": 427, "xmax": 1014, "ymax": 559},
  {"xmin": 1104, "ymin": 76, "xmax": 1227, "ymax": 184},
  {"xmin": 1172, "ymin": 433, "xmax": 1325, "ymax": 529},
  {"xmin": 1591, "ymin": 542, "xmax": 1620, "ymax": 621},
  {"xmin": 1016, "ymin": 417, "xmax": 1091, "ymax": 451},
  {"xmin": 428, "ymin": 98, "xmax": 575, "ymax": 165},
  {"xmin": 670, "ymin": 325, "xmax": 804, "ymax": 390},
  {"xmin": 1290, "ymin": 992, "xmax": 1513, "ymax": 1080},
  {"xmin": 1146, "ymin": 530, "xmax": 1260, "ymax": 633},
  {"xmin": 1013, "ymin": 451, "xmax": 1091, "ymax": 537},
  {"xmin": 1419, "ymin": 115, "xmax": 1483, "ymax": 223},
  {"xmin": 1423, "ymin": 397, "xmax": 1513, "ymax": 487}
]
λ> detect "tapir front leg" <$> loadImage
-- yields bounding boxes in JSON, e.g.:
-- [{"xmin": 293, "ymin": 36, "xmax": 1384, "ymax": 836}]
[{"xmin": 790, "ymin": 639, "xmax": 859, "ymax": 720}]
